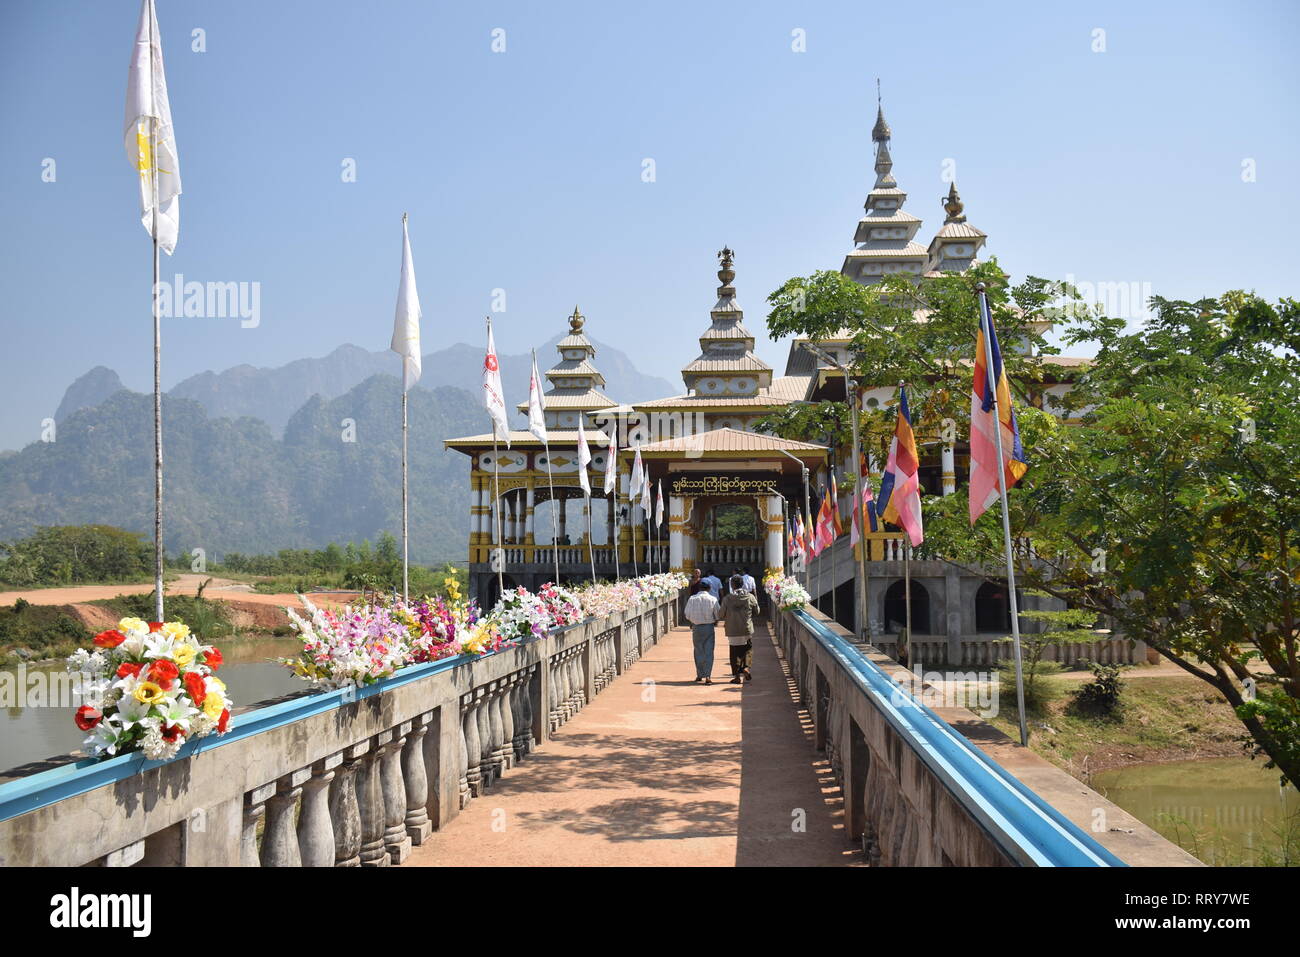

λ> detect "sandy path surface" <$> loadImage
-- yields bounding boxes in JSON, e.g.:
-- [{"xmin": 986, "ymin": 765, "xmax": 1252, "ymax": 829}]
[{"xmin": 408, "ymin": 621, "xmax": 862, "ymax": 867}]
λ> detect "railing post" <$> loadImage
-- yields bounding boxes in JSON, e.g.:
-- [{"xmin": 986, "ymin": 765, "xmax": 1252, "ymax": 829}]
[
  {"xmin": 498, "ymin": 679, "xmax": 516, "ymax": 770},
  {"xmin": 403, "ymin": 713, "xmax": 433, "ymax": 845},
  {"xmin": 330, "ymin": 744, "xmax": 365, "ymax": 866},
  {"xmin": 357, "ymin": 735, "xmax": 390, "ymax": 867},
  {"xmin": 240, "ymin": 782, "xmax": 275, "ymax": 867},
  {"xmin": 381, "ymin": 724, "xmax": 413, "ymax": 864},
  {"xmin": 298, "ymin": 753, "xmax": 340, "ymax": 867},
  {"xmin": 261, "ymin": 769, "xmax": 309, "ymax": 867}
]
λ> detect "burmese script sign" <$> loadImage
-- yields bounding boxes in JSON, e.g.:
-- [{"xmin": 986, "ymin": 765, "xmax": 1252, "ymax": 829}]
[{"xmin": 669, "ymin": 473, "xmax": 781, "ymax": 496}]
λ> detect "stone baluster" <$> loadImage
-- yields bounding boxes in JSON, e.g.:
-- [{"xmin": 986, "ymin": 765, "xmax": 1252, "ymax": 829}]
[
  {"xmin": 498, "ymin": 678, "xmax": 516, "ymax": 771},
  {"xmin": 381, "ymin": 725, "xmax": 413, "ymax": 864},
  {"xmin": 458, "ymin": 702, "xmax": 473, "ymax": 806},
  {"xmin": 357, "ymin": 738, "xmax": 389, "ymax": 867},
  {"xmin": 403, "ymin": 714, "xmax": 433, "ymax": 845},
  {"xmin": 519, "ymin": 668, "xmax": 536, "ymax": 756},
  {"xmin": 261, "ymin": 769, "xmax": 309, "ymax": 867},
  {"xmin": 476, "ymin": 689, "xmax": 496, "ymax": 789},
  {"xmin": 464, "ymin": 696, "xmax": 483, "ymax": 797},
  {"xmin": 549, "ymin": 658, "xmax": 562, "ymax": 731},
  {"xmin": 572, "ymin": 651, "xmax": 587, "ymax": 711},
  {"xmin": 329, "ymin": 745, "xmax": 365, "ymax": 866},
  {"xmin": 487, "ymin": 684, "xmax": 507, "ymax": 781},
  {"xmin": 298, "ymin": 754, "xmax": 340, "ymax": 867},
  {"xmin": 240, "ymin": 782, "xmax": 275, "ymax": 867},
  {"xmin": 509, "ymin": 678, "xmax": 527, "ymax": 762}
]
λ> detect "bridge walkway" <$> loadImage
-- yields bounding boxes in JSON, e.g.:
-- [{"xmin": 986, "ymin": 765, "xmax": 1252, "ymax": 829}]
[{"xmin": 408, "ymin": 619, "xmax": 863, "ymax": 867}]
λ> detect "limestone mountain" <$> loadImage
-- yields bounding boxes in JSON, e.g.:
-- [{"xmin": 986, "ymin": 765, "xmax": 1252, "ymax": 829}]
[{"xmin": 54, "ymin": 367, "xmax": 126, "ymax": 423}]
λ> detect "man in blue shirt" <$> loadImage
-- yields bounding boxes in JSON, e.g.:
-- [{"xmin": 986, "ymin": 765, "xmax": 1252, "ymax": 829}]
[{"xmin": 701, "ymin": 569, "xmax": 722, "ymax": 600}]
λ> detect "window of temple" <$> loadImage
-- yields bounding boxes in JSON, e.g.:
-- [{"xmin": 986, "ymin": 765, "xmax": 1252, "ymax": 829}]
[
  {"xmin": 975, "ymin": 581, "xmax": 1014, "ymax": 633},
  {"xmin": 883, "ymin": 580, "xmax": 930, "ymax": 635}
]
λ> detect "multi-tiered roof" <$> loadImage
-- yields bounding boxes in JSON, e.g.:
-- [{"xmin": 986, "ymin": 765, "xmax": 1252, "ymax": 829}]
[{"xmin": 514, "ymin": 306, "xmax": 616, "ymax": 430}]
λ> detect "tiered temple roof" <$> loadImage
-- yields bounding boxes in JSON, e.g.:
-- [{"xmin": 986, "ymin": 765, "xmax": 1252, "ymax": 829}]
[{"xmin": 514, "ymin": 306, "xmax": 617, "ymax": 429}]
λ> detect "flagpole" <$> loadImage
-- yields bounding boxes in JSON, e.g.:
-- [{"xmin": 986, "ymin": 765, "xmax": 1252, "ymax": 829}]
[
  {"xmin": 630, "ymin": 464, "xmax": 640, "ymax": 578},
  {"xmin": 492, "ymin": 424, "xmax": 505, "ymax": 600},
  {"xmin": 401, "ymin": 388, "xmax": 409, "ymax": 601},
  {"xmin": 586, "ymin": 494, "xmax": 596, "ymax": 584},
  {"xmin": 830, "ymin": 468, "xmax": 838, "ymax": 624},
  {"xmin": 148, "ymin": 29, "xmax": 163, "ymax": 624},
  {"xmin": 977, "ymin": 282, "xmax": 1029, "ymax": 747},
  {"xmin": 903, "ymin": 540, "xmax": 912, "ymax": 665},
  {"xmin": 543, "ymin": 440, "xmax": 559, "ymax": 584}
]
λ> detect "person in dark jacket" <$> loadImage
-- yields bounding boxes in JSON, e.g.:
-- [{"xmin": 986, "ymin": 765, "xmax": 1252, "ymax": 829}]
[{"xmin": 717, "ymin": 574, "xmax": 759, "ymax": 683}]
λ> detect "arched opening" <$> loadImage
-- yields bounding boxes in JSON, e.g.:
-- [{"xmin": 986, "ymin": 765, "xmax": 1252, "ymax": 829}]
[
  {"xmin": 703, "ymin": 503, "xmax": 758, "ymax": 540},
  {"xmin": 883, "ymin": 579, "xmax": 930, "ymax": 635},
  {"xmin": 975, "ymin": 580, "xmax": 1013, "ymax": 633}
]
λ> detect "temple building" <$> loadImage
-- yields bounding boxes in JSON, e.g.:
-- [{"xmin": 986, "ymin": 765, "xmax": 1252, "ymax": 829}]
[{"xmin": 445, "ymin": 96, "xmax": 1107, "ymax": 666}]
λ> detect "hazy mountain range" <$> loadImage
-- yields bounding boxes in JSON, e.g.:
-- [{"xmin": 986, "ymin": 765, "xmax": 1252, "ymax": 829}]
[{"xmin": 2, "ymin": 340, "xmax": 676, "ymax": 563}]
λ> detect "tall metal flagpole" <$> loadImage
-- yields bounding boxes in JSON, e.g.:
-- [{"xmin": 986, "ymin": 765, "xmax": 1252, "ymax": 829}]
[
  {"xmin": 544, "ymin": 440, "xmax": 559, "ymax": 583},
  {"xmin": 903, "ymin": 540, "xmax": 912, "ymax": 664},
  {"xmin": 586, "ymin": 496, "xmax": 596, "ymax": 584},
  {"xmin": 492, "ymin": 424, "xmax": 505, "ymax": 600},
  {"xmin": 401, "ymin": 388, "xmax": 408, "ymax": 601},
  {"xmin": 977, "ymin": 282, "xmax": 1029, "ymax": 747},
  {"xmin": 630, "ymin": 462, "xmax": 640, "ymax": 578},
  {"xmin": 148, "ymin": 16, "xmax": 164, "ymax": 623}
]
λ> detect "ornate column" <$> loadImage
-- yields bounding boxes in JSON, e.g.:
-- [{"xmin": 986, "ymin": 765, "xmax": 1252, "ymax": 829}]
[
  {"xmin": 380, "ymin": 726, "xmax": 412, "ymax": 864},
  {"xmin": 298, "ymin": 754, "xmax": 340, "ymax": 867},
  {"xmin": 261, "ymin": 770, "xmax": 309, "ymax": 867},
  {"xmin": 240, "ymin": 783, "xmax": 274, "ymax": 867},
  {"xmin": 403, "ymin": 714, "xmax": 432, "ymax": 845},
  {"xmin": 668, "ymin": 494, "xmax": 684, "ymax": 572},
  {"xmin": 762, "ymin": 494, "xmax": 784, "ymax": 578},
  {"xmin": 556, "ymin": 491, "xmax": 568, "ymax": 544},
  {"xmin": 505, "ymin": 492, "xmax": 517, "ymax": 544},
  {"xmin": 357, "ymin": 740, "xmax": 389, "ymax": 867},
  {"xmin": 329, "ymin": 745, "xmax": 365, "ymax": 867},
  {"xmin": 525, "ymin": 478, "xmax": 536, "ymax": 545},
  {"xmin": 941, "ymin": 443, "xmax": 955, "ymax": 496}
]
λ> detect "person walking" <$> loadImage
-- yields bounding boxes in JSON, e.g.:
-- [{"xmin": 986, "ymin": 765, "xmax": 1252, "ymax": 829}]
[
  {"xmin": 718, "ymin": 574, "xmax": 759, "ymax": 684},
  {"xmin": 702, "ymin": 568, "xmax": 723, "ymax": 600},
  {"xmin": 683, "ymin": 580, "xmax": 720, "ymax": 684}
]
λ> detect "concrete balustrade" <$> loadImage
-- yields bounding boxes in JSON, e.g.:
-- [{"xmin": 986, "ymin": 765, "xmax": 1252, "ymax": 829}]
[
  {"xmin": 0, "ymin": 593, "xmax": 678, "ymax": 867},
  {"xmin": 771, "ymin": 605, "xmax": 1201, "ymax": 867}
]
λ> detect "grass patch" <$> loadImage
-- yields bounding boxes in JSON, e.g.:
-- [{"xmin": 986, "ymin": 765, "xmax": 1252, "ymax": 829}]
[
  {"xmin": 0, "ymin": 600, "xmax": 86, "ymax": 665},
  {"xmin": 985, "ymin": 673, "xmax": 1244, "ymax": 777},
  {"xmin": 87, "ymin": 593, "xmax": 237, "ymax": 641}
]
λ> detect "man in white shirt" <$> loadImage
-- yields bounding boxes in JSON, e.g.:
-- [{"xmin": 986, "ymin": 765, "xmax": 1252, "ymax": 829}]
[{"xmin": 683, "ymin": 580, "xmax": 721, "ymax": 684}]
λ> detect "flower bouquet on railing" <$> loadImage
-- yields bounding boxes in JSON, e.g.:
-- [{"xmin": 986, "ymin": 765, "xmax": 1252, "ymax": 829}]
[
  {"xmin": 764, "ymin": 573, "xmax": 811, "ymax": 610},
  {"xmin": 281, "ymin": 595, "xmax": 412, "ymax": 689},
  {"xmin": 491, "ymin": 586, "xmax": 552, "ymax": 642},
  {"xmin": 535, "ymin": 582, "xmax": 584, "ymax": 628},
  {"xmin": 65, "ymin": 617, "xmax": 231, "ymax": 761}
]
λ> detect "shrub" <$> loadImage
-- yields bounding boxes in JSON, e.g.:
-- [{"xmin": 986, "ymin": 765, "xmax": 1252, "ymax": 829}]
[{"xmin": 1075, "ymin": 661, "xmax": 1125, "ymax": 715}]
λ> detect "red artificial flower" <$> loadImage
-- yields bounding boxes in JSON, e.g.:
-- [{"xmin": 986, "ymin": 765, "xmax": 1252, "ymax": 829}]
[
  {"xmin": 75, "ymin": 705, "xmax": 102, "ymax": 731},
  {"xmin": 147, "ymin": 659, "xmax": 179, "ymax": 689},
  {"xmin": 148, "ymin": 621, "xmax": 165, "ymax": 632},
  {"xmin": 217, "ymin": 708, "xmax": 230, "ymax": 733},
  {"xmin": 161, "ymin": 723, "xmax": 186, "ymax": 743},
  {"xmin": 202, "ymin": 646, "xmax": 222, "ymax": 672},
  {"xmin": 184, "ymin": 671, "xmax": 207, "ymax": 707},
  {"xmin": 116, "ymin": 661, "xmax": 144, "ymax": 679},
  {"xmin": 93, "ymin": 629, "xmax": 126, "ymax": 648}
]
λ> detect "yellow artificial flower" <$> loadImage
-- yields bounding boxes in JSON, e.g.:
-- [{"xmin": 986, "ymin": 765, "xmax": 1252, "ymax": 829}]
[
  {"xmin": 208, "ymin": 676, "xmax": 226, "ymax": 693},
  {"xmin": 118, "ymin": 617, "xmax": 148, "ymax": 634},
  {"xmin": 202, "ymin": 690, "xmax": 226, "ymax": 720},
  {"xmin": 162, "ymin": 621, "xmax": 191, "ymax": 641},
  {"xmin": 132, "ymin": 681, "xmax": 166, "ymax": 705}
]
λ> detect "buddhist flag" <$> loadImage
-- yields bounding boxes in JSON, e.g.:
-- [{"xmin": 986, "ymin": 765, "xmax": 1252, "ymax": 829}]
[
  {"xmin": 576, "ymin": 416, "xmax": 591, "ymax": 497},
  {"xmin": 629, "ymin": 447, "xmax": 644, "ymax": 501},
  {"xmin": 830, "ymin": 468, "xmax": 844, "ymax": 536},
  {"xmin": 125, "ymin": 0, "xmax": 181, "ymax": 253},
  {"xmin": 801, "ymin": 507, "xmax": 813, "ymax": 556},
  {"xmin": 654, "ymin": 480, "xmax": 664, "ymax": 527},
  {"xmin": 603, "ymin": 429, "xmax": 617, "ymax": 495},
  {"xmin": 815, "ymin": 489, "xmax": 836, "ymax": 553},
  {"xmin": 389, "ymin": 215, "xmax": 422, "ymax": 391},
  {"xmin": 640, "ymin": 461, "xmax": 652, "ymax": 515},
  {"xmin": 792, "ymin": 512, "xmax": 805, "ymax": 557},
  {"xmin": 879, "ymin": 387, "xmax": 924, "ymax": 547},
  {"xmin": 483, "ymin": 320, "xmax": 510, "ymax": 446},
  {"xmin": 970, "ymin": 294, "xmax": 1029, "ymax": 524},
  {"xmin": 527, "ymin": 349, "xmax": 547, "ymax": 443}
]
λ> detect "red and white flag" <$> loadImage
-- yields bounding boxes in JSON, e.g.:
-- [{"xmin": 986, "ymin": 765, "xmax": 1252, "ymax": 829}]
[
  {"xmin": 483, "ymin": 320, "xmax": 510, "ymax": 446},
  {"xmin": 576, "ymin": 417, "xmax": 591, "ymax": 497}
]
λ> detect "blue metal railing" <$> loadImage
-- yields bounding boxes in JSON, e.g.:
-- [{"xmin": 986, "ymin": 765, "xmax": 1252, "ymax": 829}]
[{"xmin": 793, "ymin": 609, "xmax": 1125, "ymax": 867}]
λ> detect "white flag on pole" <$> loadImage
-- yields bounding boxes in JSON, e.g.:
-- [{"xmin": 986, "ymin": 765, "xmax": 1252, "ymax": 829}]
[
  {"xmin": 654, "ymin": 480, "xmax": 664, "ymax": 527},
  {"xmin": 527, "ymin": 350, "xmax": 548, "ymax": 443},
  {"xmin": 390, "ymin": 215, "xmax": 421, "ymax": 391},
  {"xmin": 629, "ymin": 447, "xmax": 644, "ymax": 501},
  {"xmin": 640, "ymin": 461, "xmax": 652, "ymax": 513},
  {"xmin": 603, "ymin": 429, "xmax": 617, "ymax": 495},
  {"xmin": 483, "ymin": 320, "xmax": 510, "ymax": 447},
  {"xmin": 125, "ymin": 0, "xmax": 181, "ymax": 254},
  {"xmin": 577, "ymin": 417, "xmax": 591, "ymax": 497}
]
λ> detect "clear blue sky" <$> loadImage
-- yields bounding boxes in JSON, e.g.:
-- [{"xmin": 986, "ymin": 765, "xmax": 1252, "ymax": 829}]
[{"xmin": 2, "ymin": 0, "xmax": 1297, "ymax": 451}]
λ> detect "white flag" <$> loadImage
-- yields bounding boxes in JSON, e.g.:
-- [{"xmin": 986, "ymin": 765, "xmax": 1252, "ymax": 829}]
[
  {"xmin": 654, "ymin": 480, "xmax": 664, "ymax": 527},
  {"xmin": 124, "ymin": 0, "xmax": 181, "ymax": 254},
  {"xmin": 629, "ymin": 447, "xmax": 644, "ymax": 500},
  {"xmin": 603, "ymin": 429, "xmax": 617, "ymax": 495},
  {"xmin": 527, "ymin": 350, "xmax": 547, "ymax": 443},
  {"xmin": 577, "ymin": 417, "xmax": 591, "ymax": 497},
  {"xmin": 483, "ymin": 320, "xmax": 510, "ymax": 447},
  {"xmin": 390, "ymin": 215, "xmax": 421, "ymax": 391},
  {"xmin": 640, "ymin": 461, "xmax": 652, "ymax": 514}
]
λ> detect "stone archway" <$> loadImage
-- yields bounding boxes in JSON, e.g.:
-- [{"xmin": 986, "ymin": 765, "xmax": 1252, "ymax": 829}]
[{"xmin": 883, "ymin": 579, "xmax": 930, "ymax": 635}]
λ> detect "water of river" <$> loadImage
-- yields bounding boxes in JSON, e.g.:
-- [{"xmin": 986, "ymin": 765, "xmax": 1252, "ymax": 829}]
[
  {"xmin": 0, "ymin": 636, "xmax": 303, "ymax": 772},
  {"xmin": 1091, "ymin": 757, "xmax": 1300, "ymax": 866}
]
